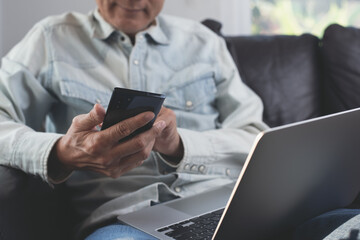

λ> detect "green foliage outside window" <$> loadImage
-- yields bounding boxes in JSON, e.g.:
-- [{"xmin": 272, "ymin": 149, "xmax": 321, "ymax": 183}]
[{"xmin": 252, "ymin": 0, "xmax": 360, "ymax": 36}]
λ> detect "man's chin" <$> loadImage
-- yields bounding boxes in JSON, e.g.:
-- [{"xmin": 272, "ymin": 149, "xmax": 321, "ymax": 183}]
[{"xmin": 115, "ymin": 21, "xmax": 151, "ymax": 35}]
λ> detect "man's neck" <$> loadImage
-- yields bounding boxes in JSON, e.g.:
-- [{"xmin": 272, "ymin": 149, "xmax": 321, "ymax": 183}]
[{"xmin": 126, "ymin": 20, "xmax": 157, "ymax": 45}]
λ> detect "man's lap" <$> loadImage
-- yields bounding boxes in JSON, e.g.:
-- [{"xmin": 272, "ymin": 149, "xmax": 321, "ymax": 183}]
[{"xmin": 85, "ymin": 209, "xmax": 360, "ymax": 240}]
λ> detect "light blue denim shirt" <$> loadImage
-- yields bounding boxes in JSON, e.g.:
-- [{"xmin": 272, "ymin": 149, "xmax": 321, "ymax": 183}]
[{"xmin": 0, "ymin": 9, "xmax": 268, "ymax": 237}]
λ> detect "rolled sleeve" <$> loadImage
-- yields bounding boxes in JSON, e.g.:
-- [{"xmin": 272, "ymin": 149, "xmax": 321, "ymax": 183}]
[
  {"xmin": 177, "ymin": 128, "xmax": 216, "ymax": 171},
  {"xmin": 0, "ymin": 116, "xmax": 65, "ymax": 182},
  {"xmin": 155, "ymin": 128, "xmax": 215, "ymax": 172},
  {"xmin": 174, "ymin": 127, "xmax": 260, "ymax": 179},
  {"xmin": 12, "ymin": 131, "xmax": 64, "ymax": 181}
]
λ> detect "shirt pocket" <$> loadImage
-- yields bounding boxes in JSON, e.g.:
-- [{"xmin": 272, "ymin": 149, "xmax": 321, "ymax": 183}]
[
  {"xmin": 59, "ymin": 79, "xmax": 112, "ymax": 113},
  {"xmin": 164, "ymin": 73, "xmax": 217, "ymax": 113},
  {"xmin": 163, "ymin": 73, "xmax": 219, "ymax": 130}
]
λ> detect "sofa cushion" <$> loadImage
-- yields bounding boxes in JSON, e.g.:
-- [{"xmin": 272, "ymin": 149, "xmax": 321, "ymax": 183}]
[
  {"xmin": 225, "ymin": 34, "xmax": 323, "ymax": 127},
  {"xmin": 322, "ymin": 24, "xmax": 360, "ymax": 114}
]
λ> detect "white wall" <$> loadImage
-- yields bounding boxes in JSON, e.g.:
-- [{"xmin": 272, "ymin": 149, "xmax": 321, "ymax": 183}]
[
  {"xmin": 0, "ymin": 0, "xmax": 96, "ymax": 57},
  {"xmin": 0, "ymin": 0, "xmax": 251, "ymax": 57},
  {"xmin": 163, "ymin": 0, "xmax": 251, "ymax": 36},
  {"xmin": 0, "ymin": 0, "xmax": 3, "ymax": 58}
]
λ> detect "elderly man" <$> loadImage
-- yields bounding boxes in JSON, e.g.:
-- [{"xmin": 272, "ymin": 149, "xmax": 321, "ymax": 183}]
[
  {"xmin": 1, "ymin": 0, "xmax": 360, "ymax": 239},
  {"xmin": 0, "ymin": 0, "xmax": 267, "ymax": 239}
]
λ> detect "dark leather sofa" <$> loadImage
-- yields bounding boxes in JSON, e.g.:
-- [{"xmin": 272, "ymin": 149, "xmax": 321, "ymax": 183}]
[{"xmin": 1, "ymin": 22, "xmax": 360, "ymax": 240}]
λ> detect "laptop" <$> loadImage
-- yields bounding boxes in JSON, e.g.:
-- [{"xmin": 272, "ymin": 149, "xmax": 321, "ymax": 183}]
[{"xmin": 117, "ymin": 108, "xmax": 360, "ymax": 240}]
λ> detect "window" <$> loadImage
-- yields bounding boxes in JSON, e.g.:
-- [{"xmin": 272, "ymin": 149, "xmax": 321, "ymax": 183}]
[{"xmin": 251, "ymin": 0, "xmax": 360, "ymax": 36}]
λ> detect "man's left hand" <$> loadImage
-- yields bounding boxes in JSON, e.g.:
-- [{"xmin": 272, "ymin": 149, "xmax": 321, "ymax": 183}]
[{"xmin": 153, "ymin": 107, "xmax": 184, "ymax": 162}]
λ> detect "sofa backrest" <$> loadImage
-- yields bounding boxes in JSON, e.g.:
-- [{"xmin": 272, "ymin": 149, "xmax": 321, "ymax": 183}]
[
  {"xmin": 203, "ymin": 19, "xmax": 324, "ymax": 127},
  {"xmin": 225, "ymin": 34, "xmax": 323, "ymax": 127},
  {"xmin": 322, "ymin": 24, "xmax": 360, "ymax": 115},
  {"xmin": 203, "ymin": 20, "xmax": 360, "ymax": 128}
]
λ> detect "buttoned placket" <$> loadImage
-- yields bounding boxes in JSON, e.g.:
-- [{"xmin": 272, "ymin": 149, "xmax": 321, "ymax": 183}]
[{"xmin": 128, "ymin": 34, "xmax": 146, "ymax": 90}]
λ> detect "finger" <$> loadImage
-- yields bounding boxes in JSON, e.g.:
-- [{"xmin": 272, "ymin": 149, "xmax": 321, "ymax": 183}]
[
  {"xmin": 100, "ymin": 111, "xmax": 155, "ymax": 143},
  {"xmin": 83, "ymin": 119, "xmax": 165, "ymax": 172},
  {"xmin": 71, "ymin": 104, "xmax": 106, "ymax": 132},
  {"xmin": 105, "ymin": 121, "xmax": 166, "ymax": 170},
  {"xmin": 157, "ymin": 106, "xmax": 166, "ymax": 116},
  {"xmin": 115, "ymin": 137, "xmax": 154, "ymax": 167},
  {"xmin": 106, "ymin": 120, "xmax": 166, "ymax": 160},
  {"xmin": 152, "ymin": 120, "xmax": 167, "ymax": 135},
  {"xmin": 76, "ymin": 133, "xmax": 154, "ymax": 172},
  {"xmin": 156, "ymin": 107, "xmax": 175, "ymax": 122}
]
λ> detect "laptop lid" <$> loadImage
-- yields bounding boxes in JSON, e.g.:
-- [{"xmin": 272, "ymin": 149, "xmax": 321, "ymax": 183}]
[{"xmin": 214, "ymin": 107, "xmax": 360, "ymax": 239}]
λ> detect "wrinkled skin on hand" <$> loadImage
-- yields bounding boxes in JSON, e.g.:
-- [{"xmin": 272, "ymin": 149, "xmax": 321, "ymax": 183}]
[{"xmin": 51, "ymin": 104, "xmax": 183, "ymax": 178}]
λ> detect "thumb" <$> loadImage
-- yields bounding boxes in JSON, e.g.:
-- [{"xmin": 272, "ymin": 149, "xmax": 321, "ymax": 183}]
[{"xmin": 70, "ymin": 104, "xmax": 106, "ymax": 132}]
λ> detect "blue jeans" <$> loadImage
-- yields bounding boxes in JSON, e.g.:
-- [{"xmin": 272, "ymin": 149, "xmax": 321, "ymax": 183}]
[
  {"xmin": 294, "ymin": 208, "xmax": 360, "ymax": 240},
  {"xmin": 85, "ymin": 224, "xmax": 157, "ymax": 240}
]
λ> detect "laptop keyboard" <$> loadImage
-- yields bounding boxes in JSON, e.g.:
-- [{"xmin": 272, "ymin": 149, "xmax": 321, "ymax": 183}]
[{"xmin": 156, "ymin": 208, "xmax": 224, "ymax": 240}]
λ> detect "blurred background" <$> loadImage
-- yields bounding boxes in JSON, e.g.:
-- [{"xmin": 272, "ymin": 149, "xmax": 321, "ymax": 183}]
[
  {"xmin": 252, "ymin": 0, "xmax": 360, "ymax": 36},
  {"xmin": 1, "ymin": 0, "xmax": 360, "ymax": 57}
]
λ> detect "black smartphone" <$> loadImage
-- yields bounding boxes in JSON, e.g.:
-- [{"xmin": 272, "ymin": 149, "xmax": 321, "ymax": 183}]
[{"xmin": 101, "ymin": 88, "xmax": 166, "ymax": 141}]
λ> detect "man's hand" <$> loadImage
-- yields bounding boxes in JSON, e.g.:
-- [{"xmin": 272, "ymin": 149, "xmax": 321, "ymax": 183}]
[
  {"xmin": 153, "ymin": 107, "xmax": 184, "ymax": 162},
  {"xmin": 51, "ymin": 104, "xmax": 166, "ymax": 178}
]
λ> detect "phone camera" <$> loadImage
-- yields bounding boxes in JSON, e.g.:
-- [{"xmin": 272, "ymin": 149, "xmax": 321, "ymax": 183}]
[{"xmin": 116, "ymin": 100, "xmax": 121, "ymax": 109}]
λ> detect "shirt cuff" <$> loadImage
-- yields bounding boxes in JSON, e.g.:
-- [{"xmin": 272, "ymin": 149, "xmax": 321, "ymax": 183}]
[
  {"xmin": 12, "ymin": 131, "xmax": 72, "ymax": 184},
  {"xmin": 175, "ymin": 128, "xmax": 216, "ymax": 173},
  {"xmin": 154, "ymin": 152, "xmax": 182, "ymax": 168}
]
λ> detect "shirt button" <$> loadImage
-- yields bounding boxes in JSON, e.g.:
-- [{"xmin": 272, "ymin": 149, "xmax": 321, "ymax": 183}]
[
  {"xmin": 198, "ymin": 165, "xmax": 206, "ymax": 173},
  {"xmin": 184, "ymin": 164, "xmax": 190, "ymax": 170},
  {"xmin": 190, "ymin": 165, "xmax": 198, "ymax": 172},
  {"xmin": 186, "ymin": 100, "xmax": 193, "ymax": 108},
  {"xmin": 226, "ymin": 169, "xmax": 231, "ymax": 176},
  {"xmin": 133, "ymin": 60, "xmax": 139, "ymax": 65},
  {"xmin": 174, "ymin": 187, "xmax": 181, "ymax": 193}
]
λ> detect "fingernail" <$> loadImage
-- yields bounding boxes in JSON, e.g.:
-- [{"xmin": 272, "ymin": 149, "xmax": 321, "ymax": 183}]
[
  {"xmin": 144, "ymin": 112, "xmax": 155, "ymax": 122},
  {"xmin": 93, "ymin": 103, "xmax": 100, "ymax": 112},
  {"xmin": 154, "ymin": 120, "xmax": 166, "ymax": 131}
]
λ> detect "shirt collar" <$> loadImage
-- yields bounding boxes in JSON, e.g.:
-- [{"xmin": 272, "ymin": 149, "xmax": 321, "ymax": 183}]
[
  {"xmin": 92, "ymin": 9, "xmax": 116, "ymax": 40},
  {"xmin": 144, "ymin": 16, "xmax": 170, "ymax": 45},
  {"xmin": 91, "ymin": 9, "xmax": 169, "ymax": 45}
]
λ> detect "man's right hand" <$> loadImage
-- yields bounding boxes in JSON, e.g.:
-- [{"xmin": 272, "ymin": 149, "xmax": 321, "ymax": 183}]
[{"xmin": 50, "ymin": 104, "xmax": 166, "ymax": 178}]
